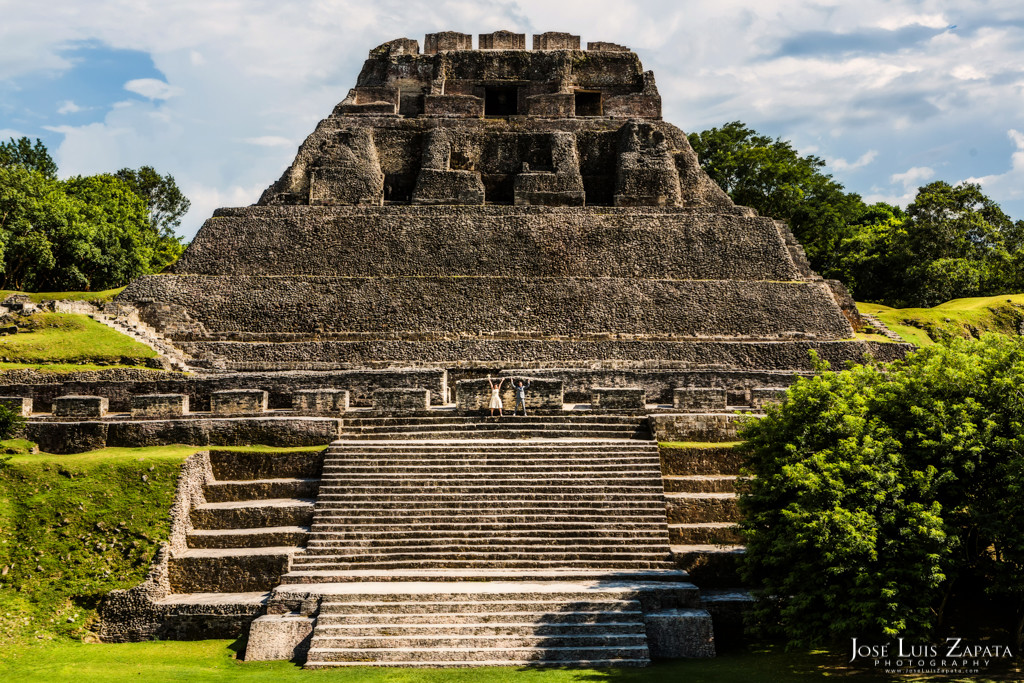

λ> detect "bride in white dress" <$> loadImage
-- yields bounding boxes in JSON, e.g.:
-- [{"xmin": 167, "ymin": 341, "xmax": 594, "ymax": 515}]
[{"xmin": 488, "ymin": 376, "xmax": 507, "ymax": 417}]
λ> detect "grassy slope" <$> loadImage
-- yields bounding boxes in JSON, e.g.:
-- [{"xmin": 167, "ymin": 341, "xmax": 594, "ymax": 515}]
[
  {"xmin": 0, "ymin": 312, "xmax": 156, "ymax": 365},
  {"xmin": 858, "ymin": 294, "xmax": 1024, "ymax": 346},
  {"xmin": 0, "ymin": 444, "xmax": 327, "ymax": 651},
  {"xmin": 0, "ymin": 288, "xmax": 125, "ymax": 304}
]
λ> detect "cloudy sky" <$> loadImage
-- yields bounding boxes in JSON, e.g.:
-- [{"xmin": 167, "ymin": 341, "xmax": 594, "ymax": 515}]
[{"xmin": 1, "ymin": 0, "xmax": 1022, "ymax": 238}]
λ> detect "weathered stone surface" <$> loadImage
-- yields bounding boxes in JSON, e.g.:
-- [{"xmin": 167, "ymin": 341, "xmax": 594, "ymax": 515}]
[
  {"xmin": 53, "ymin": 395, "xmax": 108, "ymax": 418},
  {"xmin": 245, "ymin": 614, "xmax": 315, "ymax": 661},
  {"xmin": 0, "ymin": 395, "xmax": 32, "ymax": 416},
  {"xmin": 131, "ymin": 393, "xmax": 189, "ymax": 418},
  {"xmin": 751, "ymin": 387, "xmax": 787, "ymax": 409},
  {"xmin": 591, "ymin": 386, "xmax": 645, "ymax": 411},
  {"xmin": 211, "ymin": 389, "xmax": 268, "ymax": 415},
  {"xmin": 292, "ymin": 389, "xmax": 349, "ymax": 414},
  {"xmin": 644, "ymin": 609, "xmax": 715, "ymax": 658},
  {"xmin": 27, "ymin": 417, "xmax": 341, "ymax": 454},
  {"xmin": 454, "ymin": 378, "xmax": 563, "ymax": 412},
  {"xmin": 673, "ymin": 388, "xmax": 727, "ymax": 412},
  {"xmin": 373, "ymin": 387, "xmax": 430, "ymax": 412},
  {"xmin": 650, "ymin": 413, "xmax": 754, "ymax": 443}
]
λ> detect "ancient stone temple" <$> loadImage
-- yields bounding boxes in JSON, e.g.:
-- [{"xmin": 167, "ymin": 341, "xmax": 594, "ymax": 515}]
[{"xmin": 86, "ymin": 30, "xmax": 912, "ymax": 667}]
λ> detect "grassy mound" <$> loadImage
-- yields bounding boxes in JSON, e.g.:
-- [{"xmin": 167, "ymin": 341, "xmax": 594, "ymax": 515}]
[
  {"xmin": 858, "ymin": 294, "xmax": 1024, "ymax": 346},
  {"xmin": 0, "ymin": 288, "xmax": 126, "ymax": 305},
  {"xmin": 0, "ymin": 312, "xmax": 156, "ymax": 365}
]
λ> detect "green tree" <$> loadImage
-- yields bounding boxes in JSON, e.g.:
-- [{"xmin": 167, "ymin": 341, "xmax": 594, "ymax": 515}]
[
  {"xmin": 0, "ymin": 137, "xmax": 58, "ymax": 179},
  {"xmin": 687, "ymin": 121, "xmax": 866, "ymax": 276},
  {"xmin": 114, "ymin": 165, "xmax": 190, "ymax": 236},
  {"xmin": 740, "ymin": 336, "xmax": 1024, "ymax": 647}
]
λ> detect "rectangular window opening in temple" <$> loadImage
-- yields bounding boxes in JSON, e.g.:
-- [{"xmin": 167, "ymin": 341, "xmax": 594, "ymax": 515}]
[
  {"xmin": 485, "ymin": 86, "xmax": 519, "ymax": 116},
  {"xmin": 575, "ymin": 91, "xmax": 602, "ymax": 117}
]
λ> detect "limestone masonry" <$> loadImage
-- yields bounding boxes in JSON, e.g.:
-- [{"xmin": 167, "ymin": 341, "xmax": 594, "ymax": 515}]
[{"xmin": 83, "ymin": 30, "xmax": 914, "ymax": 667}]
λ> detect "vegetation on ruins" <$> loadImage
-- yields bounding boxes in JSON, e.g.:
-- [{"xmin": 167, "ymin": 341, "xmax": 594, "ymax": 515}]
[
  {"xmin": 0, "ymin": 312, "xmax": 156, "ymax": 365},
  {"xmin": 739, "ymin": 334, "xmax": 1024, "ymax": 647},
  {"xmin": 0, "ymin": 137, "xmax": 187, "ymax": 292},
  {"xmin": 690, "ymin": 123, "xmax": 1024, "ymax": 309}
]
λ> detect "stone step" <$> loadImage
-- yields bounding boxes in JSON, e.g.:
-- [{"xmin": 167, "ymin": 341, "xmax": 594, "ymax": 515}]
[
  {"xmin": 169, "ymin": 546, "xmax": 296, "ymax": 593},
  {"xmin": 309, "ymin": 633, "xmax": 647, "ymax": 649},
  {"xmin": 322, "ymin": 463, "xmax": 662, "ymax": 474},
  {"xmin": 659, "ymin": 444, "xmax": 744, "ymax": 476},
  {"xmin": 339, "ymin": 430, "xmax": 649, "ymax": 441},
  {"xmin": 188, "ymin": 525, "xmax": 310, "ymax": 549},
  {"xmin": 316, "ymin": 483, "xmax": 664, "ymax": 495},
  {"xmin": 203, "ymin": 478, "xmax": 319, "ymax": 503},
  {"xmin": 315, "ymin": 621, "xmax": 644, "ymax": 634},
  {"xmin": 297, "ymin": 548, "xmax": 672, "ymax": 562},
  {"xmin": 344, "ymin": 421, "xmax": 644, "ymax": 431},
  {"xmin": 279, "ymin": 569, "xmax": 691, "ymax": 584},
  {"xmin": 308, "ymin": 527, "xmax": 669, "ymax": 539},
  {"xmin": 303, "ymin": 658, "xmax": 649, "ymax": 668},
  {"xmin": 290, "ymin": 560, "xmax": 678, "ymax": 571},
  {"xmin": 328, "ymin": 442, "xmax": 659, "ymax": 451},
  {"xmin": 669, "ymin": 523, "xmax": 743, "ymax": 545},
  {"xmin": 306, "ymin": 537, "xmax": 668, "ymax": 549},
  {"xmin": 209, "ymin": 449, "xmax": 324, "ymax": 481},
  {"xmin": 315, "ymin": 492, "xmax": 666, "ymax": 503},
  {"xmin": 665, "ymin": 492, "xmax": 741, "ymax": 524},
  {"xmin": 662, "ymin": 475, "xmax": 737, "ymax": 494},
  {"xmin": 304, "ymin": 645, "xmax": 650, "ymax": 664},
  {"xmin": 310, "ymin": 521, "xmax": 668, "ymax": 532},
  {"xmin": 671, "ymin": 544, "xmax": 746, "ymax": 588},
  {"xmin": 318, "ymin": 598, "xmax": 642, "ymax": 615},
  {"xmin": 341, "ymin": 416, "xmax": 646, "ymax": 426},
  {"xmin": 191, "ymin": 498, "xmax": 315, "ymax": 530}
]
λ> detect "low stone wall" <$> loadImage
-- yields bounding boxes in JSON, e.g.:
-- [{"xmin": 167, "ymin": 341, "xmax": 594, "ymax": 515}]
[
  {"xmin": 591, "ymin": 386, "xmax": 645, "ymax": 411},
  {"xmin": 373, "ymin": 388, "xmax": 430, "ymax": 412},
  {"xmin": 293, "ymin": 389, "xmax": 349, "ymax": 414},
  {"xmin": 27, "ymin": 417, "xmax": 341, "ymax": 454},
  {"xmin": 674, "ymin": 388, "xmax": 727, "ymax": 412},
  {"xmin": 53, "ymin": 395, "xmax": 108, "ymax": 418},
  {"xmin": 650, "ymin": 413, "xmax": 756, "ymax": 442},
  {"xmin": 131, "ymin": 394, "xmax": 189, "ymax": 418},
  {"xmin": 211, "ymin": 389, "xmax": 268, "ymax": 416},
  {"xmin": 0, "ymin": 395, "xmax": 32, "ymax": 416},
  {"xmin": 454, "ymin": 378, "xmax": 563, "ymax": 413},
  {"xmin": 0, "ymin": 368, "xmax": 446, "ymax": 412}
]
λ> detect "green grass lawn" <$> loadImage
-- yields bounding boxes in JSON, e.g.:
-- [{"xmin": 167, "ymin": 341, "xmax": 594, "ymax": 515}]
[
  {"xmin": 858, "ymin": 294, "xmax": 1024, "ymax": 346},
  {"xmin": 0, "ymin": 312, "xmax": 156, "ymax": 365}
]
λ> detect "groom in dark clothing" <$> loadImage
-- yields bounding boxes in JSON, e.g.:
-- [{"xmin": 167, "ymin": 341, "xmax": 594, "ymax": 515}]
[{"xmin": 512, "ymin": 378, "xmax": 532, "ymax": 416}]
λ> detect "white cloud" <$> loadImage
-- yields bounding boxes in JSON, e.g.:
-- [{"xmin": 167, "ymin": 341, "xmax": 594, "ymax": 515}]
[
  {"xmin": 0, "ymin": 128, "xmax": 24, "ymax": 141},
  {"xmin": 830, "ymin": 150, "xmax": 878, "ymax": 171},
  {"xmin": 124, "ymin": 78, "xmax": 184, "ymax": 100},
  {"xmin": 57, "ymin": 99, "xmax": 82, "ymax": 114},
  {"xmin": 892, "ymin": 166, "xmax": 935, "ymax": 189},
  {"xmin": 965, "ymin": 129, "xmax": 1024, "ymax": 201}
]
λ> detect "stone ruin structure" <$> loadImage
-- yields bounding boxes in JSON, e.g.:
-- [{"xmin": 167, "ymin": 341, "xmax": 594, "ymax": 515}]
[{"xmin": 22, "ymin": 30, "xmax": 911, "ymax": 666}]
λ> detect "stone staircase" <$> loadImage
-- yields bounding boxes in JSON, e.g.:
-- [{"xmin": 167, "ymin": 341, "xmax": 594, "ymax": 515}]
[
  {"xmin": 168, "ymin": 449, "xmax": 319, "ymax": 595},
  {"xmin": 663, "ymin": 442, "xmax": 745, "ymax": 587},
  {"xmin": 265, "ymin": 416, "xmax": 713, "ymax": 667},
  {"xmin": 305, "ymin": 590, "xmax": 655, "ymax": 667},
  {"xmin": 85, "ymin": 302, "xmax": 193, "ymax": 371}
]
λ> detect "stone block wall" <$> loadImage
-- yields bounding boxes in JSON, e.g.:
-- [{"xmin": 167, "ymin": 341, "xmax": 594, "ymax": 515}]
[
  {"xmin": 373, "ymin": 388, "xmax": 430, "ymax": 412},
  {"xmin": 591, "ymin": 387, "xmax": 645, "ymax": 411},
  {"xmin": 454, "ymin": 378, "xmax": 563, "ymax": 412},
  {"xmin": 131, "ymin": 394, "xmax": 189, "ymax": 418},
  {"xmin": 211, "ymin": 390, "xmax": 268, "ymax": 416},
  {"xmin": 54, "ymin": 395, "xmax": 108, "ymax": 418},
  {"xmin": 674, "ymin": 388, "xmax": 727, "ymax": 412},
  {"xmin": 292, "ymin": 390, "xmax": 349, "ymax": 414},
  {"xmin": 0, "ymin": 396, "xmax": 32, "ymax": 416},
  {"xmin": 751, "ymin": 387, "xmax": 788, "ymax": 409},
  {"xmin": 650, "ymin": 413, "xmax": 754, "ymax": 442}
]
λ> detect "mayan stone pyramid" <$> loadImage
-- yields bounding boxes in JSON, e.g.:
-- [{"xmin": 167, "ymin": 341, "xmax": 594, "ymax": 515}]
[{"xmin": 118, "ymin": 30, "xmax": 903, "ymax": 389}]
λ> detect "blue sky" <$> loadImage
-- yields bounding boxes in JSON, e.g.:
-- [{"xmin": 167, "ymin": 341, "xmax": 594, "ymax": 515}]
[{"xmin": 1, "ymin": 0, "xmax": 1023, "ymax": 238}]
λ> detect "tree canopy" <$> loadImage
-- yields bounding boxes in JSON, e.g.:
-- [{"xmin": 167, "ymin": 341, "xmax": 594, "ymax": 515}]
[
  {"xmin": 0, "ymin": 137, "xmax": 186, "ymax": 291},
  {"xmin": 689, "ymin": 122, "xmax": 1024, "ymax": 308},
  {"xmin": 740, "ymin": 336, "xmax": 1024, "ymax": 647}
]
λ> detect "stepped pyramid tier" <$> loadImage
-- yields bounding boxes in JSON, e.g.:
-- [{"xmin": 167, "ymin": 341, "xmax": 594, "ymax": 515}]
[{"xmin": 116, "ymin": 31, "xmax": 907, "ymax": 373}]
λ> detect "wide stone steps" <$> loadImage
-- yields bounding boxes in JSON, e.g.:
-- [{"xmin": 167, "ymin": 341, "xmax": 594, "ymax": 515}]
[
  {"xmin": 191, "ymin": 498, "xmax": 315, "ymax": 530},
  {"xmin": 280, "ymin": 569, "xmax": 689, "ymax": 584},
  {"xmin": 203, "ymin": 478, "xmax": 319, "ymax": 503},
  {"xmin": 342, "ymin": 416, "xmax": 646, "ymax": 427},
  {"xmin": 304, "ymin": 594, "xmax": 652, "ymax": 668},
  {"xmin": 343, "ymin": 421, "xmax": 643, "ymax": 432},
  {"xmin": 308, "ymin": 528, "xmax": 669, "ymax": 539},
  {"xmin": 310, "ymin": 520, "xmax": 668, "ymax": 532},
  {"xmin": 292, "ymin": 560, "xmax": 678, "ymax": 571},
  {"xmin": 306, "ymin": 537, "xmax": 668, "ymax": 549},
  {"xmin": 188, "ymin": 525, "xmax": 310, "ymax": 549},
  {"xmin": 322, "ymin": 463, "xmax": 662, "ymax": 474},
  {"xmin": 339, "ymin": 429, "xmax": 646, "ymax": 440}
]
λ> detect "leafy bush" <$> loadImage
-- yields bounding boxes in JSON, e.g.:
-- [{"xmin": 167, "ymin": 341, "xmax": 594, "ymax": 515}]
[{"xmin": 740, "ymin": 336, "xmax": 1024, "ymax": 646}]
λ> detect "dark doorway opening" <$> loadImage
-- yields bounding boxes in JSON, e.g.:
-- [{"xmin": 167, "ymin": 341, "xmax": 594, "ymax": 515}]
[
  {"xmin": 575, "ymin": 91, "xmax": 602, "ymax": 117},
  {"xmin": 485, "ymin": 86, "xmax": 519, "ymax": 116}
]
